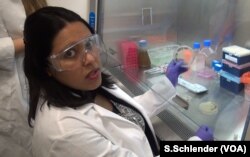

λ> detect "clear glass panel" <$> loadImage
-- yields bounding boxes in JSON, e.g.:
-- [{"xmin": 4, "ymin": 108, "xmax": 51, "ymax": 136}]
[{"xmin": 98, "ymin": 0, "xmax": 250, "ymax": 140}]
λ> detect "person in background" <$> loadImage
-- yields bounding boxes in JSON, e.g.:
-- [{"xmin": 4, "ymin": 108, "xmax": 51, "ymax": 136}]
[{"xmin": 0, "ymin": 0, "xmax": 47, "ymax": 157}]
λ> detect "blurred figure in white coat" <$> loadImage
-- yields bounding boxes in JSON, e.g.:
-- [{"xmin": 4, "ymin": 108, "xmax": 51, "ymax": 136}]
[
  {"xmin": 23, "ymin": 6, "xmax": 191, "ymax": 157},
  {"xmin": 0, "ymin": 0, "xmax": 47, "ymax": 156}
]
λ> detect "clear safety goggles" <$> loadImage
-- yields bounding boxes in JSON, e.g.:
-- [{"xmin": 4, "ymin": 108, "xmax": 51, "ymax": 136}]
[{"xmin": 49, "ymin": 34, "xmax": 105, "ymax": 72}]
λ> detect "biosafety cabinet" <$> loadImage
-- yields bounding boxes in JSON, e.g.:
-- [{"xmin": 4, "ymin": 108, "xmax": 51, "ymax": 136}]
[{"xmin": 96, "ymin": 0, "xmax": 250, "ymax": 140}]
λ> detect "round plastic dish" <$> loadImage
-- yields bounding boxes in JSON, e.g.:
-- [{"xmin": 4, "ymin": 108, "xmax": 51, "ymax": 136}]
[
  {"xmin": 199, "ymin": 101, "xmax": 218, "ymax": 115},
  {"xmin": 174, "ymin": 45, "xmax": 194, "ymax": 67}
]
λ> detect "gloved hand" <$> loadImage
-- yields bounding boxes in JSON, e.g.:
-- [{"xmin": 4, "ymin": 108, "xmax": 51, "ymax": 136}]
[
  {"xmin": 165, "ymin": 59, "xmax": 188, "ymax": 86},
  {"xmin": 195, "ymin": 125, "xmax": 214, "ymax": 141}
]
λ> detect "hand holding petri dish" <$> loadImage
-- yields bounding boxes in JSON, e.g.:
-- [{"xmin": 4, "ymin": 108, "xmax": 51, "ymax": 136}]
[{"xmin": 173, "ymin": 45, "xmax": 194, "ymax": 68}]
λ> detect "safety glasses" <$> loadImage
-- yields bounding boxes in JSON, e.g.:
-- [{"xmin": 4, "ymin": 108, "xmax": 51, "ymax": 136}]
[{"xmin": 49, "ymin": 34, "xmax": 105, "ymax": 72}]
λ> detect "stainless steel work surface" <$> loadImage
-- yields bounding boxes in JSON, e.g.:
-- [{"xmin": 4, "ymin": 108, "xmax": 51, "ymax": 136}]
[{"xmin": 147, "ymin": 70, "xmax": 250, "ymax": 140}]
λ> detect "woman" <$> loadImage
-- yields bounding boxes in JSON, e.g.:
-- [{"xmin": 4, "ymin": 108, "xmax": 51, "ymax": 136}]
[
  {"xmin": 23, "ymin": 6, "xmax": 189, "ymax": 157},
  {"xmin": 0, "ymin": 0, "xmax": 47, "ymax": 156}
]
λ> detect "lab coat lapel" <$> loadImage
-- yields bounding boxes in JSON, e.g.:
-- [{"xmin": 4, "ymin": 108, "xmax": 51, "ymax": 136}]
[
  {"xmin": 77, "ymin": 86, "xmax": 159, "ymax": 154},
  {"xmin": 102, "ymin": 86, "xmax": 157, "ymax": 137},
  {"xmin": 76, "ymin": 102, "xmax": 139, "ymax": 130},
  {"xmin": 75, "ymin": 103, "xmax": 124, "ymax": 144},
  {"xmin": 92, "ymin": 102, "xmax": 144, "ymax": 131},
  {"xmin": 92, "ymin": 104, "xmax": 155, "ymax": 157}
]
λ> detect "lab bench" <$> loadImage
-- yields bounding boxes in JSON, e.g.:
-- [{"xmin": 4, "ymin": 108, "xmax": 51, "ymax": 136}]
[{"xmin": 106, "ymin": 65, "xmax": 250, "ymax": 140}]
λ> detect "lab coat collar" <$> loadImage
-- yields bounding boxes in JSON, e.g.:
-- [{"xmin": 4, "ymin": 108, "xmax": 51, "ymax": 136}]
[
  {"xmin": 101, "ymin": 85, "xmax": 160, "ymax": 152},
  {"xmin": 75, "ymin": 85, "xmax": 155, "ymax": 133},
  {"xmin": 75, "ymin": 86, "xmax": 147, "ymax": 131},
  {"xmin": 55, "ymin": 85, "xmax": 159, "ymax": 154},
  {"xmin": 72, "ymin": 92, "xmax": 147, "ymax": 146},
  {"xmin": 101, "ymin": 85, "xmax": 147, "ymax": 115},
  {"xmin": 101, "ymin": 86, "xmax": 156, "ymax": 136}
]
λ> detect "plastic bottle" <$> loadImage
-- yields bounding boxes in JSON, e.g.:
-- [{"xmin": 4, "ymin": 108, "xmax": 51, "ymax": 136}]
[
  {"xmin": 200, "ymin": 39, "xmax": 216, "ymax": 67},
  {"xmin": 191, "ymin": 42, "xmax": 206, "ymax": 71},
  {"xmin": 138, "ymin": 39, "xmax": 151, "ymax": 68}
]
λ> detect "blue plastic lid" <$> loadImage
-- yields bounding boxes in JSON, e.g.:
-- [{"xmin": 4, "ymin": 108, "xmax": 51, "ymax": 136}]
[
  {"xmin": 214, "ymin": 63, "xmax": 222, "ymax": 72},
  {"xmin": 211, "ymin": 60, "xmax": 221, "ymax": 68},
  {"xmin": 138, "ymin": 40, "xmax": 147, "ymax": 48},
  {"xmin": 203, "ymin": 39, "xmax": 211, "ymax": 47},
  {"xmin": 193, "ymin": 42, "xmax": 200, "ymax": 49}
]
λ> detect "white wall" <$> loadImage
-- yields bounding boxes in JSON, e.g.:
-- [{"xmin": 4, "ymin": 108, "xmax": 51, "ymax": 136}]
[{"xmin": 47, "ymin": 0, "xmax": 90, "ymax": 21}]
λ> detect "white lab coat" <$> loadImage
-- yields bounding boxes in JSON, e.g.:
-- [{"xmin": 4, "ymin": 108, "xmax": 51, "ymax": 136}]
[
  {"xmin": 0, "ymin": 0, "xmax": 32, "ymax": 157},
  {"xmin": 32, "ymin": 80, "xmax": 176, "ymax": 157}
]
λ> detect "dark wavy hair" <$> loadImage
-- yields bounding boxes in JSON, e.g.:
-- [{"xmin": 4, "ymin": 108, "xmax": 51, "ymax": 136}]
[{"xmin": 23, "ymin": 6, "xmax": 115, "ymax": 127}]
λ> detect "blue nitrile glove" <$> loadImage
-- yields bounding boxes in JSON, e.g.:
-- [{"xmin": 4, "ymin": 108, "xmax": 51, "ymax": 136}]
[
  {"xmin": 165, "ymin": 59, "xmax": 188, "ymax": 86},
  {"xmin": 195, "ymin": 125, "xmax": 214, "ymax": 141}
]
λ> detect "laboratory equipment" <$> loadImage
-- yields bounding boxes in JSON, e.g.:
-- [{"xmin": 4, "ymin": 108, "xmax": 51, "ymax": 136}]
[
  {"xmin": 119, "ymin": 41, "xmax": 138, "ymax": 69},
  {"xmin": 199, "ymin": 101, "xmax": 218, "ymax": 115},
  {"xmin": 138, "ymin": 39, "xmax": 151, "ymax": 68},
  {"xmin": 147, "ymin": 45, "xmax": 180, "ymax": 67},
  {"xmin": 200, "ymin": 39, "xmax": 216, "ymax": 67},
  {"xmin": 222, "ymin": 45, "xmax": 250, "ymax": 65},
  {"xmin": 97, "ymin": 0, "xmax": 250, "ymax": 141},
  {"xmin": 144, "ymin": 65, "xmax": 167, "ymax": 75},
  {"xmin": 241, "ymin": 72, "xmax": 250, "ymax": 101},
  {"xmin": 178, "ymin": 77, "xmax": 208, "ymax": 94},
  {"xmin": 220, "ymin": 70, "xmax": 243, "ymax": 94},
  {"xmin": 191, "ymin": 42, "xmax": 205, "ymax": 71},
  {"xmin": 174, "ymin": 45, "xmax": 194, "ymax": 67},
  {"xmin": 220, "ymin": 45, "xmax": 250, "ymax": 93},
  {"xmin": 222, "ymin": 59, "xmax": 250, "ymax": 77}
]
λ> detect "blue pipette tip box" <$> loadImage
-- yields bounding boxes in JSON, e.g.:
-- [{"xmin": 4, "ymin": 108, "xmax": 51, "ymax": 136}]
[{"xmin": 220, "ymin": 70, "xmax": 244, "ymax": 94}]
